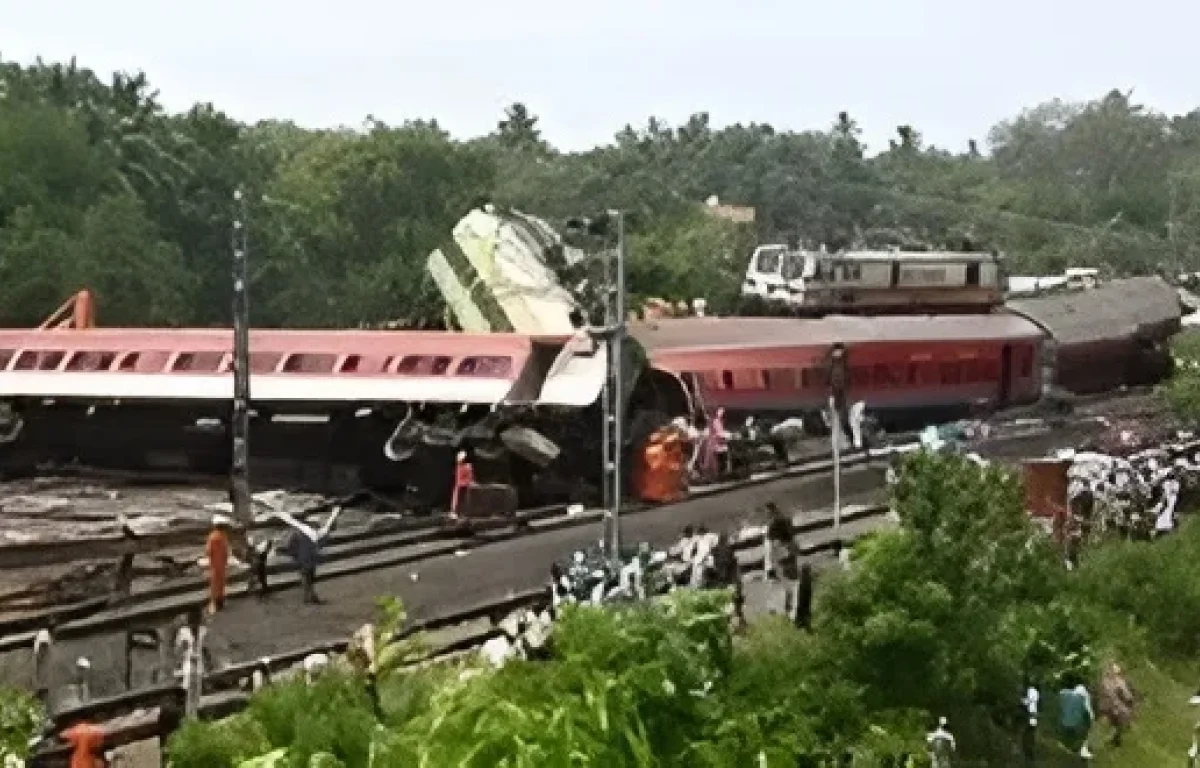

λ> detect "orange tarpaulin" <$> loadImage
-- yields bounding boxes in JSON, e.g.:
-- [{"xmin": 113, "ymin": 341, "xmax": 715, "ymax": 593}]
[{"xmin": 635, "ymin": 427, "xmax": 688, "ymax": 503}]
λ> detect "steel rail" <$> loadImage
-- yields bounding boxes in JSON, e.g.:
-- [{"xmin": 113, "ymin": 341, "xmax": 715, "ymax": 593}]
[{"xmin": 0, "ymin": 444, "xmax": 895, "ymax": 652}]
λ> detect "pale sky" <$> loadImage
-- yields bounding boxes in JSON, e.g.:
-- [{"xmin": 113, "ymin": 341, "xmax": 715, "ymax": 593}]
[{"xmin": 3, "ymin": 0, "xmax": 1197, "ymax": 154}]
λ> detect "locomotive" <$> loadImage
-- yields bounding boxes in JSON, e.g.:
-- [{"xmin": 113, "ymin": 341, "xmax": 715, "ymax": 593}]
[{"xmin": 741, "ymin": 245, "xmax": 1006, "ymax": 316}]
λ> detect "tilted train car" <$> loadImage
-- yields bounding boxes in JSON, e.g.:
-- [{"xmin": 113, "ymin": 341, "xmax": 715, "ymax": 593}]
[
  {"xmin": 741, "ymin": 246, "xmax": 1005, "ymax": 316},
  {"xmin": 1008, "ymin": 277, "xmax": 1180, "ymax": 395},
  {"xmin": 630, "ymin": 314, "xmax": 1043, "ymax": 429}
]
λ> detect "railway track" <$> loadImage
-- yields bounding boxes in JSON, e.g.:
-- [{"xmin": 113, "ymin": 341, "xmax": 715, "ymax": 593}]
[
  {"xmin": 25, "ymin": 501, "xmax": 887, "ymax": 766},
  {"xmin": 0, "ymin": 443, "xmax": 893, "ymax": 653},
  {"xmin": 0, "ymin": 411, "xmax": 1110, "ymax": 661}
]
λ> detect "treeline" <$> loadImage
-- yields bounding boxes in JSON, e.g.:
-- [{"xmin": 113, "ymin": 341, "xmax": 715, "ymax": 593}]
[{"xmin": 2, "ymin": 56, "xmax": 1199, "ymax": 328}]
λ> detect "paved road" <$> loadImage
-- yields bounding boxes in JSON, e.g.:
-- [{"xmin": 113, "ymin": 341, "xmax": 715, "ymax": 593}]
[{"xmin": 4, "ymin": 463, "xmax": 885, "ymax": 698}]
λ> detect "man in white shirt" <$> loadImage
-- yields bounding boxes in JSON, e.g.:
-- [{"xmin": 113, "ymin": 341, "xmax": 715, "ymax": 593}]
[{"xmin": 689, "ymin": 526, "xmax": 719, "ymax": 588}]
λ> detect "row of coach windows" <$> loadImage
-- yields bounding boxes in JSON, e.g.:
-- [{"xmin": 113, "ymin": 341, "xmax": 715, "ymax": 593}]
[
  {"xmin": 702, "ymin": 355, "xmax": 1031, "ymax": 392},
  {"xmin": 0, "ymin": 350, "xmax": 514, "ymax": 378}
]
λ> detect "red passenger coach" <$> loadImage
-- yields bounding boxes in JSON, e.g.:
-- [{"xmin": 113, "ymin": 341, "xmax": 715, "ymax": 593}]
[
  {"xmin": 0, "ymin": 328, "xmax": 544, "ymax": 406},
  {"xmin": 629, "ymin": 314, "xmax": 1043, "ymax": 426}
]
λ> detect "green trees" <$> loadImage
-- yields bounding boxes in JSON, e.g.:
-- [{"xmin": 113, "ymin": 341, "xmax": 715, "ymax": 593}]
[{"xmin": 1, "ymin": 53, "xmax": 1198, "ymax": 329}]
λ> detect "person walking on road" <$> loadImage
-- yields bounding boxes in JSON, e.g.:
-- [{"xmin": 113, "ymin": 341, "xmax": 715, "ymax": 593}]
[
  {"xmin": 276, "ymin": 506, "xmax": 343, "ymax": 604},
  {"xmin": 926, "ymin": 716, "xmax": 956, "ymax": 768},
  {"xmin": 1058, "ymin": 674, "xmax": 1095, "ymax": 760},
  {"xmin": 764, "ymin": 502, "xmax": 795, "ymax": 580},
  {"xmin": 205, "ymin": 515, "xmax": 232, "ymax": 615},
  {"xmin": 1098, "ymin": 662, "xmax": 1136, "ymax": 746},
  {"xmin": 794, "ymin": 563, "xmax": 814, "ymax": 630}
]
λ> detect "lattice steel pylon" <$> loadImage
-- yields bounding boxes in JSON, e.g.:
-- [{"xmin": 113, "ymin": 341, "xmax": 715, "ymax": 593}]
[{"xmin": 576, "ymin": 210, "xmax": 628, "ymax": 564}]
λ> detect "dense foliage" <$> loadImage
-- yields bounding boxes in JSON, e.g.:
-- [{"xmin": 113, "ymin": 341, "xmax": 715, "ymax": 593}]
[{"xmin": 2, "ymin": 57, "xmax": 1199, "ymax": 327}]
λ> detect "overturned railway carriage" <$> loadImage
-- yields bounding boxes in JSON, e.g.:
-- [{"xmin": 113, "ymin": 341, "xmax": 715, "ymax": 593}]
[{"xmin": 0, "ymin": 329, "xmax": 650, "ymax": 504}]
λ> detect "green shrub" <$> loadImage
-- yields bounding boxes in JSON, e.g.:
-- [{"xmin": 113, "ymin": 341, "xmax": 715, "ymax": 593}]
[
  {"xmin": 1069, "ymin": 520, "xmax": 1200, "ymax": 657},
  {"xmin": 0, "ymin": 686, "xmax": 43, "ymax": 761},
  {"xmin": 166, "ymin": 712, "xmax": 269, "ymax": 768}
]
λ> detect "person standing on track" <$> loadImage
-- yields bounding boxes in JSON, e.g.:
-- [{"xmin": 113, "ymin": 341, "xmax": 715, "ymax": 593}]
[
  {"xmin": 63, "ymin": 720, "xmax": 107, "ymax": 768},
  {"xmin": 276, "ymin": 506, "xmax": 343, "ymax": 604},
  {"xmin": 451, "ymin": 450, "xmax": 474, "ymax": 520},
  {"xmin": 205, "ymin": 515, "xmax": 232, "ymax": 615}
]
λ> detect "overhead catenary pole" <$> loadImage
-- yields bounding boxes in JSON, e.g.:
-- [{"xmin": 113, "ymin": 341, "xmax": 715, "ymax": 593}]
[
  {"xmin": 830, "ymin": 395, "xmax": 841, "ymax": 534},
  {"xmin": 230, "ymin": 189, "xmax": 252, "ymax": 526},
  {"xmin": 610, "ymin": 210, "xmax": 627, "ymax": 562},
  {"xmin": 829, "ymin": 343, "xmax": 847, "ymax": 535},
  {"xmin": 594, "ymin": 210, "xmax": 627, "ymax": 566}
]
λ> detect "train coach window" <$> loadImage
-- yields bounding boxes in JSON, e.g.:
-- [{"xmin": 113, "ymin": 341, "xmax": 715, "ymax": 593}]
[
  {"xmin": 456, "ymin": 356, "xmax": 512, "ymax": 377},
  {"xmin": 801, "ymin": 368, "xmax": 825, "ymax": 388},
  {"xmin": 721, "ymin": 371, "xmax": 735, "ymax": 390},
  {"xmin": 250, "ymin": 352, "xmax": 284, "ymax": 374},
  {"xmin": 764, "ymin": 368, "xmax": 797, "ymax": 390},
  {"xmin": 907, "ymin": 362, "xmax": 938, "ymax": 386},
  {"xmin": 172, "ymin": 352, "xmax": 224, "ymax": 373},
  {"xmin": 873, "ymin": 363, "xmax": 898, "ymax": 388},
  {"xmin": 65, "ymin": 351, "xmax": 116, "ymax": 372},
  {"xmin": 939, "ymin": 361, "xmax": 963, "ymax": 385},
  {"xmin": 14, "ymin": 350, "xmax": 66, "ymax": 371},
  {"xmin": 0, "ymin": 350, "xmax": 12, "ymax": 370},
  {"xmin": 282, "ymin": 353, "xmax": 337, "ymax": 374},
  {"xmin": 396, "ymin": 355, "xmax": 453, "ymax": 375},
  {"xmin": 962, "ymin": 359, "xmax": 982, "ymax": 383}
]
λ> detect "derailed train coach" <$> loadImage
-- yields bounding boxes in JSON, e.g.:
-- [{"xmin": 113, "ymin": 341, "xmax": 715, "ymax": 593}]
[
  {"xmin": 0, "ymin": 203, "xmax": 1185, "ymax": 505},
  {"xmin": 0, "ymin": 324, "xmax": 686, "ymax": 506},
  {"xmin": 1007, "ymin": 276, "xmax": 1181, "ymax": 395}
]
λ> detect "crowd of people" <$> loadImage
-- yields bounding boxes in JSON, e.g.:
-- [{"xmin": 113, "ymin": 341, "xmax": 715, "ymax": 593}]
[{"xmin": 1061, "ymin": 438, "xmax": 1200, "ymax": 550}]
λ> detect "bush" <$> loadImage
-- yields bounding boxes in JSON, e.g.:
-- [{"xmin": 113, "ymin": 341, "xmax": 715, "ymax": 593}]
[
  {"xmin": 167, "ymin": 672, "xmax": 377, "ymax": 768},
  {"xmin": 165, "ymin": 713, "xmax": 269, "ymax": 768},
  {"xmin": 1069, "ymin": 520, "xmax": 1200, "ymax": 657},
  {"xmin": 0, "ymin": 687, "xmax": 43, "ymax": 761}
]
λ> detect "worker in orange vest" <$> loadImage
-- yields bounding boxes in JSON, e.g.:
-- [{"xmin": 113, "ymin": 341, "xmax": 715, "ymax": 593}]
[
  {"xmin": 63, "ymin": 720, "xmax": 107, "ymax": 768},
  {"xmin": 206, "ymin": 515, "xmax": 232, "ymax": 614},
  {"xmin": 451, "ymin": 451, "xmax": 474, "ymax": 519}
]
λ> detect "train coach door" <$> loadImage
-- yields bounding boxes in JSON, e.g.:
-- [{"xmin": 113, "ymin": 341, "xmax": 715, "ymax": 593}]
[{"xmin": 999, "ymin": 344, "xmax": 1013, "ymax": 408}]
